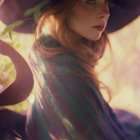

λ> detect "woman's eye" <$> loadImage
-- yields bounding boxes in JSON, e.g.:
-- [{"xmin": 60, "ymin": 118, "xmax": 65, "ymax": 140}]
[
  {"xmin": 86, "ymin": 0, "xmax": 96, "ymax": 5},
  {"xmin": 85, "ymin": 0, "xmax": 114, "ymax": 6},
  {"xmin": 105, "ymin": 0, "xmax": 115, "ymax": 6}
]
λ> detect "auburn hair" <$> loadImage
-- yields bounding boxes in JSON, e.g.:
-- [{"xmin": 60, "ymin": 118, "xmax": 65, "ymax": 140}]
[{"xmin": 33, "ymin": 0, "xmax": 112, "ymax": 100}]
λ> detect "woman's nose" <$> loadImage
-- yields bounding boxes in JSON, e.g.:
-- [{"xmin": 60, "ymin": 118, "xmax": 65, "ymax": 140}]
[{"xmin": 98, "ymin": 4, "xmax": 110, "ymax": 19}]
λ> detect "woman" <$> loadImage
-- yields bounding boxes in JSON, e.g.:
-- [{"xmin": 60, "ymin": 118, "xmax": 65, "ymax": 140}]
[
  {"xmin": 0, "ymin": 0, "xmax": 140, "ymax": 140},
  {"xmin": 25, "ymin": 0, "xmax": 140, "ymax": 140}
]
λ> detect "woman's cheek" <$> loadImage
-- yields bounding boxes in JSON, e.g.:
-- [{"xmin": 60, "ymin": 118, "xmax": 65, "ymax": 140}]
[{"xmin": 74, "ymin": 3, "xmax": 92, "ymax": 19}]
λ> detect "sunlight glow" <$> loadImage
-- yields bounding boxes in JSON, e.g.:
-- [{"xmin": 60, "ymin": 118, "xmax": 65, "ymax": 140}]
[{"xmin": 96, "ymin": 17, "xmax": 140, "ymax": 117}]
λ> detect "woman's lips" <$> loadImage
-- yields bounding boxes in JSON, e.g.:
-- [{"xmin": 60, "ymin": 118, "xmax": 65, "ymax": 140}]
[
  {"xmin": 93, "ymin": 26, "xmax": 105, "ymax": 31},
  {"xmin": 92, "ymin": 23, "xmax": 105, "ymax": 31}
]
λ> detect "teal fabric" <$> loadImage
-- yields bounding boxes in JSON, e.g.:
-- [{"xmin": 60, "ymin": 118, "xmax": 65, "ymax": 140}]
[{"xmin": 26, "ymin": 35, "xmax": 140, "ymax": 140}]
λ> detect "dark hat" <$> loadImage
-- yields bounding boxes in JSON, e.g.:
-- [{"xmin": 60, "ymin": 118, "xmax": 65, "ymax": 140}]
[
  {"xmin": 0, "ymin": 0, "xmax": 140, "ymax": 33},
  {"xmin": 107, "ymin": 0, "xmax": 140, "ymax": 32}
]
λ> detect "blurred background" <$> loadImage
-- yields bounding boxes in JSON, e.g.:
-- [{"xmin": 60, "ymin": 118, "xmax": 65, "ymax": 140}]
[
  {"xmin": 97, "ymin": 16, "xmax": 140, "ymax": 118},
  {"xmin": 0, "ymin": 16, "xmax": 140, "ymax": 117}
]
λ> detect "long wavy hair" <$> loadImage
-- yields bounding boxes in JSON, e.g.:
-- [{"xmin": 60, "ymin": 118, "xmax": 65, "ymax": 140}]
[{"xmin": 33, "ymin": 0, "xmax": 111, "ymax": 100}]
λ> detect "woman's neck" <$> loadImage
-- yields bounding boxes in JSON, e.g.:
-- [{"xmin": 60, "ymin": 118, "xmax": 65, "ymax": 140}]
[{"xmin": 80, "ymin": 37, "xmax": 95, "ymax": 47}]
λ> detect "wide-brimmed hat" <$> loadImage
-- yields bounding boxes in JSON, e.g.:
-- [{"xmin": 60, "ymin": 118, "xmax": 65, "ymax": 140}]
[
  {"xmin": 0, "ymin": 0, "xmax": 140, "ymax": 33},
  {"xmin": 107, "ymin": 0, "xmax": 140, "ymax": 32}
]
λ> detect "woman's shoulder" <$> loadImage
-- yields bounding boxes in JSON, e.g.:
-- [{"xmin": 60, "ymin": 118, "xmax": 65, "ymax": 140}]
[
  {"xmin": 48, "ymin": 54, "xmax": 86, "ymax": 76},
  {"xmin": 38, "ymin": 51, "xmax": 86, "ymax": 77}
]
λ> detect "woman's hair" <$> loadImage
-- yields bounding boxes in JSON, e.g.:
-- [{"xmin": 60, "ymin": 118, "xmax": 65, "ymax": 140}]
[{"xmin": 33, "ymin": 0, "xmax": 112, "ymax": 101}]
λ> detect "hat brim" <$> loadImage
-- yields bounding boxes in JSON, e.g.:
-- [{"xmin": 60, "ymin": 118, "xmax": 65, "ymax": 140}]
[
  {"xmin": 0, "ymin": 0, "xmax": 140, "ymax": 33},
  {"xmin": 0, "ymin": 0, "xmax": 41, "ymax": 33},
  {"xmin": 106, "ymin": 5, "xmax": 140, "ymax": 33}
]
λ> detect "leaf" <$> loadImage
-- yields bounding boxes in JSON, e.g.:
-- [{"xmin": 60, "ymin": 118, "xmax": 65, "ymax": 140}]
[
  {"xmin": 24, "ymin": 0, "xmax": 47, "ymax": 18},
  {"xmin": 1, "ymin": 20, "xmax": 24, "ymax": 37},
  {"xmin": 31, "ymin": 0, "xmax": 48, "ymax": 20},
  {"xmin": 24, "ymin": 8, "xmax": 35, "ymax": 16},
  {"xmin": 9, "ymin": 31, "xmax": 12, "ymax": 40},
  {"xmin": 34, "ymin": 7, "xmax": 41, "ymax": 20}
]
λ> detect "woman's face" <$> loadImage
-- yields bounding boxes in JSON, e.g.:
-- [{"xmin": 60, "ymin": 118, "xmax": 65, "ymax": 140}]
[{"xmin": 67, "ymin": 0, "xmax": 110, "ymax": 41}]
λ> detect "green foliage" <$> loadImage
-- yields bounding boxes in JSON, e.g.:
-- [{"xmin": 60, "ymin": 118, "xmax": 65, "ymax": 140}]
[
  {"xmin": 24, "ymin": 7, "xmax": 35, "ymax": 17},
  {"xmin": 1, "ymin": 20, "xmax": 24, "ymax": 39},
  {"xmin": 0, "ymin": 55, "xmax": 15, "ymax": 88},
  {"xmin": 34, "ymin": 6, "xmax": 41, "ymax": 20},
  {"xmin": 24, "ymin": 0, "xmax": 47, "ymax": 20},
  {"xmin": 1, "ymin": 0, "xmax": 48, "ymax": 37}
]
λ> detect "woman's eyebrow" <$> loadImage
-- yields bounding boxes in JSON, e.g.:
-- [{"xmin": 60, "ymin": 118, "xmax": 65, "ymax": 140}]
[{"xmin": 80, "ymin": 0, "xmax": 85, "ymax": 1}]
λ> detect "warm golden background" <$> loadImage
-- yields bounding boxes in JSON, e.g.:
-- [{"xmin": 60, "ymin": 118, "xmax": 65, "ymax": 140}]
[{"xmin": 0, "ymin": 16, "xmax": 140, "ymax": 117}]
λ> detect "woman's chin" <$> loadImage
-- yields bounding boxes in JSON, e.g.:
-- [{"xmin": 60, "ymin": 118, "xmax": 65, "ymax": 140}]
[
  {"xmin": 86, "ymin": 35, "xmax": 102, "ymax": 42},
  {"xmin": 80, "ymin": 33, "xmax": 102, "ymax": 44},
  {"xmin": 82, "ymin": 32, "xmax": 102, "ymax": 41}
]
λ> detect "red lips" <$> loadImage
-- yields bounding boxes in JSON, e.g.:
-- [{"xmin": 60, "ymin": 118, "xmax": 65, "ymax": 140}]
[
  {"xmin": 94, "ymin": 26, "xmax": 104, "ymax": 31},
  {"xmin": 93, "ymin": 22, "xmax": 106, "ymax": 31}
]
